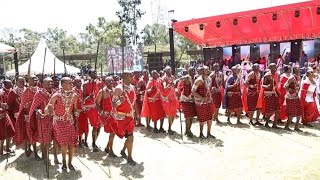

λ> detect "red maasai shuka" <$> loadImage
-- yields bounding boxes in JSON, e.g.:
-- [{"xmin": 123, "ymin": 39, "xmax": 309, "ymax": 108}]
[
  {"xmin": 195, "ymin": 80, "xmax": 213, "ymax": 122},
  {"xmin": 179, "ymin": 81, "xmax": 197, "ymax": 118},
  {"xmin": 300, "ymin": 82, "xmax": 319, "ymax": 124},
  {"xmin": 0, "ymin": 90, "xmax": 15, "ymax": 140},
  {"xmin": 73, "ymin": 87, "xmax": 88, "ymax": 135},
  {"xmin": 7, "ymin": 88, "xmax": 23, "ymax": 124},
  {"xmin": 141, "ymin": 79, "xmax": 166, "ymax": 122},
  {"xmin": 161, "ymin": 76, "xmax": 179, "ymax": 117},
  {"xmin": 53, "ymin": 92, "xmax": 77, "ymax": 147},
  {"xmin": 257, "ymin": 73, "xmax": 278, "ymax": 115},
  {"xmin": 99, "ymin": 91, "xmax": 117, "ymax": 134},
  {"xmin": 28, "ymin": 90, "xmax": 52, "ymax": 144},
  {"xmin": 135, "ymin": 78, "xmax": 147, "ymax": 117},
  {"xmin": 113, "ymin": 84, "xmax": 136, "ymax": 138},
  {"xmin": 84, "ymin": 81, "xmax": 100, "ymax": 128},
  {"xmin": 277, "ymin": 75, "xmax": 289, "ymax": 121},
  {"xmin": 15, "ymin": 88, "xmax": 37, "ymax": 146}
]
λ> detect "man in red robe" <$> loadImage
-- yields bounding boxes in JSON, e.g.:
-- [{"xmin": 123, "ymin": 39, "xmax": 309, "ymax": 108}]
[
  {"xmin": 45, "ymin": 77, "xmax": 79, "ymax": 171},
  {"xmin": 112, "ymin": 71, "xmax": 137, "ymax": 165},
  {"xmin": 210, "ymin": 63, "xmax": 224, "ymax": 123},
  {"xmin": 15, "ymin": 75, "xmax": 40, "ymax": 159},
  {"xmin": 192, "ymin": 66, "xmax": 215, "ymax": 138},
  {"xmin": 261, "ymin": 64, "xmax": 280, "ymax": 128},
  {"xmin": 95, "ymin": 76, "xmax": 117, "ymax": 157},
  {"xmin": 244, "ymin": 64, "xmax": 262, "ymax": 125},
  {"xmin": 83, "ymin": 69, "xmax": 100, "ymax": 152},
  {"xmin": 29, "ymin": 78, "xmax": 54, "ymax": 164},
  {"xmin": 137, "ymin": 70, "xmax": 149, "ymax": 126},
  {"xmin": 132, "ymin": 70, "xmax": 144, "ymax": 127},
  {"xmin": 161, "ymin": 66, "xmax": 179, "ymax": 135},
  {"xmin": 284, "ymin": 67, "xmax": 302, "ymax": 131},
  {"xmin": 141, "ymin": 70, "xmax": 166, "ymax": 132},
  {"xmin": 73, "ymin": 77, "xmax": 88, "ymax": 148},
  {"xmin": 299, "ymin": 69, "xmax": 319, "ymax": 127},
  {"xmin": 8, "ymin": 77, "xmax": 25, "ymax": 125},
  {"xmin": 178, "ymin": 67, "xmax": 197, "ymax": 138},
  {"xmin": 0, "ymin": 80, "xmax": 15, "ymax": 155}
]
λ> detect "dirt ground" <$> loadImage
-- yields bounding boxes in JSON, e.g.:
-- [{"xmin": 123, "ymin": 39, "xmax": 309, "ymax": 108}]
[{"xmin": 1, "ymin": 112, "xmax": 320, "ymax": 180}]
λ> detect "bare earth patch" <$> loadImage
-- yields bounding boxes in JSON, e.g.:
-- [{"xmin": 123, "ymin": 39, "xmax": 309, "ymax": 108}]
[{"xmin": 1, "ymin": 113, "xmax": 320, "ymax": 180}]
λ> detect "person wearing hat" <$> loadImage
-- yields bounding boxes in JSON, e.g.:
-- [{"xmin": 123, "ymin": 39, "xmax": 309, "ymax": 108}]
[
  {"xmin": 161, "ymin": 66, "xmax": 179, "ymax": 135},
  {"xmin": 224, "ymin": 66, "xmax": 243, "ymax": 124}
]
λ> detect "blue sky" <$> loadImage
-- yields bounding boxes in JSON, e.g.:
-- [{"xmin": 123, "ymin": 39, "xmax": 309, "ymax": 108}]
[{"xmin": 0, "ymin": 0, "xmax": 308, "ymax": 35}]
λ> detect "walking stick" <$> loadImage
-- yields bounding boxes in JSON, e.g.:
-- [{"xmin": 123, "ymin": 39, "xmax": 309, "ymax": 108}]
[
  {"xmin": 178, "ymin": 101, "xmax": 183, "ymax": 140},
  {"xmin": 41, "ymin": 47, "xmax": 49, "ymax": 178}
]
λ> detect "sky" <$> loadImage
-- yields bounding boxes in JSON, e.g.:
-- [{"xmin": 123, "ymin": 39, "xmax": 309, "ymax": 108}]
[{"xmin": 0, "ymin": 0, "xmax": 309, "ymax": 36}]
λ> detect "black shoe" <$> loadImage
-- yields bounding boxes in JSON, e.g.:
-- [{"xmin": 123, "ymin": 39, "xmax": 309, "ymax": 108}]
[
  {"xmin": 159, "ymin": 128, "xmax": 166, "ymax": 133},
  {"xmin": 68, "ymin": 163, "xmax": 75, "ymax": 171},
  {"xmin": 199, "ymin": 134, "xmax": 206, "ymax": 139},
  {"xmin": 168, "ymin": 130, "xmax": 176, "ymax": 135},
  {"xmin": 207, "ymin": 134, "xmax": 216, "ymax": 139},
  {"xmin": 108, "ymin": 151, "xmax": 118, "ymax": 158},
  {"xmin": 153, "ymin": 128, "xmax": 160, "ymax": 133},
  {"xmin": 127, "ymin": 158, "xmax": 137, "ymax": 166},
  {"xmin": 62, "ymin": 161, "xmax": 67, "ymax": 171},
  {"xmin": 120, "ymin": 150, "xmax": 127, "ymax": 159}
]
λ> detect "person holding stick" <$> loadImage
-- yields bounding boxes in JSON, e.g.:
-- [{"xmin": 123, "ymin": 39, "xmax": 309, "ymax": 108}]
[{"xmin": 45, "ymin": 77, "xmax": 79, "ymax": 171}]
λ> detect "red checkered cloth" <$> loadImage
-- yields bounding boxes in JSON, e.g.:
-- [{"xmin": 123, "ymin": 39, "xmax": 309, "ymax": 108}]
[
  {"xmin": 227, "ymin": 93, "xmax": 243, "ymax": 110},
  {"xmin": 285, "ymin": 97, "xmax": 302, "ymax": 117},
  {"xmin": 15, "ymin": 88, "xmax": 36, "ymax": 146},
  {"xmin": 7, "ymin": 88, "xmax": 22, "ymax": 124},
  {"xmin": 212, "ymin": 91, "xmax": 222, "ymax": 108},
  {"xmin": 52, "ymin": 92, "xmax": 77, "ymax": 146},
  {"xmin": 247, "ymin": 89, "xmax": 258, "ymax": 112},
  {"xmin": 180, "ymin": 83, "xmax": 196, "ymax": 118},
  {"xmin": 195, "ymin": 83, "xmax": 213, "ymax": 122},
  {"xmin": 28, "ymin": 90, "xmax": 52, "ymax": 144},
  {"xmin": 53, "ymin": 121, "xmax": 77, "ymax": 146},
  {"xmin": 264, "ymin": 94, "xmax": 280, "ymax": 114},
  {"xmin": 0, "ymin": 91, "xmax": 15, "ymax": 140}
]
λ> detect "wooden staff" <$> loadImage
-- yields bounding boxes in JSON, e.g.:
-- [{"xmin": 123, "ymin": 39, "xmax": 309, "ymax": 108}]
[
  {"xmin": 53, "ymin": 57, "xmax": 56, "ymax": 77},
  {"xmin": 63, "ymin": 48, "xmax": 66, "ymax": 75},
  {"xmin": 95, "ymin": 40, "xmax": 100, "ymax": 71}
]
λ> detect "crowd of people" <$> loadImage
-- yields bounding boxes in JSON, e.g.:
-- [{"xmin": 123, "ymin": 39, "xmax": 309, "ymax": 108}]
[{"xmin": 0, "ymin": 58, "xmax": 319, "ymax": 172}]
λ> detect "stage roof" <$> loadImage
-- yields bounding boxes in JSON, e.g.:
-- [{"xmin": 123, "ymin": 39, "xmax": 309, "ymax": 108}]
[{"xmin": 172, "ymin": 0, "xmax": 320, "ymax": 47}]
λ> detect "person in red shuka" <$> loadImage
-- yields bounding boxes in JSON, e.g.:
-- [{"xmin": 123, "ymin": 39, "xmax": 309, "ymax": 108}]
[
  {"xmin": 178, "ymin": 67, "xmax": 197, "ymax": 138},
  {"xmin": 277, "ymin": 65, "xmax": 291, "ymax": 122},
  {"xmin": 73, "ymin": 77, "xmax": 88, "ymax": 148},
  {"xmin": 141, "ymin": 70, "xmax": 166, "ymax": 132},
  {"xmin": 83, "ymin": 69, "xmax": 101, "ymax": 152},
  {"xmin": 0, "ymin": 80, "xmax": 15, "ymax": 155},
  {"xmin": 283, "ymin": 67, "xmax": 302, "ymax": 131},
  {"xmin": 299, "ymin": 69, "xmax": 320, "ymax": 127},
  {"xmin": 112, "ymin": 71, "xmax": 137, "ymax": 165},
  {"xmin": 209, "ymin": 63, "xmax": 224, "ymax": 123},
  {"xmin": 7, "ymin": 77, "xmax": 25, "ymax": 126},
  {"xmin": 192, "ymin": 66, "xmax": 215, "ymax": 139},
  {"xmin": 17, "ymin": 75, "xmax": 41, "ymax": 159},
  {"xmin": 28, "ymin": 78, "xmax": 54, "ymax": 164},
  {"xmin": 95, "ymin": 76, "xmax": 117, "ymax": 157},
  {"xmin": 261, "ymin": 64, "xmax": 280, "ymax": 128},
  {"xmin": 244, "ymin": 64, "xmax": 262, "ymax": 125},
  {"xmin": 161, "ymin": 66, "xmax": 179, "ymax": 135},
  {"xmin": 45, "ymin": 77, "xmax": 79, "ymax": 171},
  {"xmin": 132, "ymin": 70, "xmax": 144, "ymax": 127}
]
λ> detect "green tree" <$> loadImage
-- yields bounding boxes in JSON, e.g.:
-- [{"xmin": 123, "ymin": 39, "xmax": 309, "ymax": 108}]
[
  {"xmin": 175, "ymin": 34, "xmax": 198, "ymax": 62},
  {"xmin": 116, "ymin": 0, "xmax": 145, "ymax": 45},
  {"xmin": 141, "ymin": 23, "xmax": 168, "ymax": 46}
]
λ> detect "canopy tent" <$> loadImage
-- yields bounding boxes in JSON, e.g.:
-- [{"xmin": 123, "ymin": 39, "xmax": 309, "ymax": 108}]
[
  {"xmin": 6, "ymin": 39, "xmax": 80, "ymax": 76},
  {"xmin": 0, "ymin": 42, "xmax": 15, "ymax": 53},
  {"xmin": 172, "ymin": 0, "xmax": 320, "ymax": 47}
]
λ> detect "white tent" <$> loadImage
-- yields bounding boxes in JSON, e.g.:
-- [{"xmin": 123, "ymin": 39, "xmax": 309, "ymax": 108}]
[
  {"xmin": 0, "ymin": 42, "xmax": 15, "ymax": 53},
  {"xmin": 6, "ymin": 39, "xmax": 80, "ymax": 76}
]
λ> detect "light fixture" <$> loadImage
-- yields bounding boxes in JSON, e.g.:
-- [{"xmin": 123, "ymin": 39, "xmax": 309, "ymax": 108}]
[
  {"xmin": 185, "ymin": 26, "xmax": 189, "ymax": 32},
  {"xmin": 273, "ymin": 43, "xmax": 277, "ymax": 47},
  {"xmin": 216, "ymin": 21, "xmax": 221, "ymax": 28},
  {"xmin": 317, "ymin": 7, "xmax": 320, "ymax": 15},
  {"xmin": 253, "ymin": 44, "xmax": 256, "ymax": 48},
  {"xmin": 233, "ymin": 19, "xmax": 238, "ymax": 25},
  {"xmin": 199, "ymin": 24, "xmax": 204, "ymax": 30},
  {"xmin": 252, "ymin": 16, "xmax": 257, "ymax": 23},
  {"xmin": 295, "ymin": 10, "xmax": 300, "ymax": 18},
  {"xmin": 295, "ymin": 41, "xmax": 298, "ymax": 45},
  {"xmin": 234, "ymin": 46, "xmax": 237, "ymax": 50},
  {"xmin": 272, "ymin": 13, "xmax": 277, "ymax": 21}
]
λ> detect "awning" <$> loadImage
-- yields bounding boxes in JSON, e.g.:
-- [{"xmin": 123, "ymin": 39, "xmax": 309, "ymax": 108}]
[
  {"xmin": 172, "ymin": 0, "xmax": 320, "ymax": 47},
  {"xmin": 0, "ymin": 42, "xmax": 15, "ymax": 53}
]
